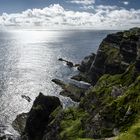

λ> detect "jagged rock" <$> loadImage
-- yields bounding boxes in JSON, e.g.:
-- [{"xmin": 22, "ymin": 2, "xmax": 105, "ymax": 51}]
[
  {"xmin": 52, "ymin": 79, "xmax": 65, "ymax": 88},
  {"xmin": 21, "ymin": 95, "xmax": 31, "ymax": 102},
  {"xmin": 75, "ymin": 28, "xmax": 140, "ymax": 85},
  {"xmin": 52, "ymin": 79, "xmax": 89, "ymax": 102},
  {"xmin": 66, "ymin": 61, "xmax": 73, "ymax": 67},
  {"xmin": 71, "ymin": 73, "xmax": 91, "ymax": 83},
  {"xmin": 58, "ymin": 58, "xmax": 74, "ymax": 67},
  {"xmin": 21, "ymin": 93, "xmax": 62, "ymax": 140},
  {"xmin": 78, "ymin": 53, "xmax": 96, "ymax": 73},
  {"xmin": 12, "ymin": 113, "xmax": 27, "ymax": 135}
]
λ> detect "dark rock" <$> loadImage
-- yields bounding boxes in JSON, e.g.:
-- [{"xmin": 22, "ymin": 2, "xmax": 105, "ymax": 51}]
[
  {"xmin": 12, "ymin": 113, "xmax": 27, "ymax": 135},
  {"xmin": 52, "ymin": 78, "xmax": 90, "ymax": 102},
  {"xmin": 78, "ymin": 53, "xmax": 96, "ymax": 73},
  {"xmin": 71, "ymin": 73, "xmax": 91, "ymax": 83},
  {"xmin": 52, "ymin": 79, "xmax": 65, "ymax": 88},
  {"xmin": 87, "ymin": 28, "xmax": 140, "ymax": 85},
  {"xmin": 136, "ymin": 57, "xmax": 140, "ymax": 71},
  {"xmin": 0, "ymin": 135, "xmax": 6, "ymax": 140},
  {"xmin": 58, "ymin": 58, "xmax": 63, "ymax": 61},
  {"xmin": 22, "ymin": 93, "xmax": 62, "ymax": 140},
  {"xmin": 120, "ymin": 41, "xmax": 137, "ymax": 63},
  {"xmin": 58, "ymin": 58, "xmax": 74, "ymax": 67},
  {"xmin": 21, "ymin": 95, "xmax": 31, "ymax": 102},
  {"xmin": 0, "ymin": 135, "xmax": 14, "ymax": 140},
  {"xmin": 74, "ymin": 64, "xmax": 80, "ymax": 67},
  {"xmin": 66, "ymin": 61, "xmax": 73, "ymax": 67},
  {"xmin": 103, "ymin": 32, "xmax": 123, "ymax": 44}
]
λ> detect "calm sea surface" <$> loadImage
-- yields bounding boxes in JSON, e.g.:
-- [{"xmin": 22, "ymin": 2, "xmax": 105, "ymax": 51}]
[{"xmin": 0, "ymin": 29, "xmax": 116, "ymax": 136}]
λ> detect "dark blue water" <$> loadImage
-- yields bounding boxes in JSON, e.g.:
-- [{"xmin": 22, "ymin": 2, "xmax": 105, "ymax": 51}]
[{"xmin": 0, "ymin": 29, "xmax": 116, "ymax": 136}]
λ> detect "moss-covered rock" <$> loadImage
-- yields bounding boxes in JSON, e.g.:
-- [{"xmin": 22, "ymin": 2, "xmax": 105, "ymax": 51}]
[
  {"xmin": 80, "ymin": 65, "xmax": 140, "ymax": 138},
  {"xmin": 44, "ymin": 107, "xmax": 89, "ymax": 140}
]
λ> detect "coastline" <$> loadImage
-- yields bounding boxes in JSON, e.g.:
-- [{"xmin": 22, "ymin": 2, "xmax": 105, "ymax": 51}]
[{"xmin": 1, "ymin": 27, "xmax": 140, "ymax": 140}]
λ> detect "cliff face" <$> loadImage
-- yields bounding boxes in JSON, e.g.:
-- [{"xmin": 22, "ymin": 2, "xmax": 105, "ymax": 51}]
[{"xmin": 12, "ymin": 28, "xmax": 140, "ymax": 140}]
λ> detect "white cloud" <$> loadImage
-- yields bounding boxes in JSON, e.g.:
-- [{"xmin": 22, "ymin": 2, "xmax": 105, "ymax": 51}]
[
  {"xmin": 0, "ymin": 4, "xmax": 140, "ymax": 30},
  {"xmin": 68, "ymin": 0, "xmax": 95, "ymax": 5},
  {"xmin": 123, "ymin": 1, "xmax": 129, "ymax": 5},
  {"xmin": 81, "ymin": 5, "xmax": 94, "ymax": 10}
]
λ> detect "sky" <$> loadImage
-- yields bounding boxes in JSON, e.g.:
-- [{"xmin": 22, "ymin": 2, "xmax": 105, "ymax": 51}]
[{"xmin": 0, "ymin": 0, "xmax": 140, "ymax": 29}]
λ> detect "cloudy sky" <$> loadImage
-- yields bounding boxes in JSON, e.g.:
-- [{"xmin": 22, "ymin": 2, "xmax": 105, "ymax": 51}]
[{"xmin": 0, "ymin": 0, "xmax": 140, "ymax": 29}]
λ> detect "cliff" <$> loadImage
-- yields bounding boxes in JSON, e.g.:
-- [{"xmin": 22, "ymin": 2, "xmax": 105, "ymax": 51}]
[{"xmin": 12, "ymin": 27, "xmax": 140, "ymax": 140}]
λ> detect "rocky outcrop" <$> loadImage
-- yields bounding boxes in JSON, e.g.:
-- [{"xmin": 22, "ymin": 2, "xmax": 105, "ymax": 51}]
[
  {"xmin": 12, "ymin": 113, "xmax": 27, "ymax": 135},
  {"xmin": 78, "ymin": 53, "xmax": 96, "ymax": 73},
  {"xmin": 76, "ymin": 27, "xmax": 140, "ymax": 85},
  {"xmin": 58, "ymin": 58, "xmax": 80, "ymax": 67},
  {"xmin": 21, "ymin": 95, "xmax": 31, "ymax": 102},
  {"xmin": 13, "ymin": 93, "xmax": 62, "ymax": 140},
  {"xmin": 52, "ymin": 79, "xmax": 90, "ymax": 102}
]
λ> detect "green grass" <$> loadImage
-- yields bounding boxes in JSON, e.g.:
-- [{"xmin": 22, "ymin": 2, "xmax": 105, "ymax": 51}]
[
  {"xmin": 59, "ymin": 108, "xmax": 88, "ymax": 140},
  {"xmin": 116, "ymin": 119, "xmax": 140, "ymax": 140}
]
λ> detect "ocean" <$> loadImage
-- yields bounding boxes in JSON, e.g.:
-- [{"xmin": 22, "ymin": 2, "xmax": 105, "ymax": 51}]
[{"xmin": 0, "ymin": 29, "xmax": 116, "ymax": 136}]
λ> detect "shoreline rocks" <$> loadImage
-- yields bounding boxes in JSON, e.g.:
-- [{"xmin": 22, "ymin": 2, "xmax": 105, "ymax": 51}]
[
  {"xmin": 52, "ymin": 78, "xmax": 91, "ymax": 102},
  {"xmin": 58, "ymin": 58, "xmax": 80, "ymax": 68},
  {"xmin": 21, "ymin": 95, "xmax": 31, "ymax": 102}
]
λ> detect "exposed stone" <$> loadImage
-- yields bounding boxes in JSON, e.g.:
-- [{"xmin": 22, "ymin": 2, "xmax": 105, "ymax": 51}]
[
  {"xmin": 12, "ymin": 113, "xmax": 27, "ymax": 135},
  {"xmin": 52, "ymin": 78, "xmax": 89, "ymax": 102},
  {"xmin": 78, "ymin": 53, "xmax": 96, "ymax": 73},
  {"xmin": 58, "ymin": 58, "xmax": 74, "ymax": 67},
  {"xmin": 21, "ymin": 93, "xmax": 62, "ymax": 140},
  {"xmin": 21, "ymin": 95, "xmax": 31, "ymax": 102},
  {"xmin": 75, "ymin": 27, "xmax": 140, "ymax": 85},
  {"xmin": 110, "ymin": 86, "xmax": 124, "ymax": 98}
]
